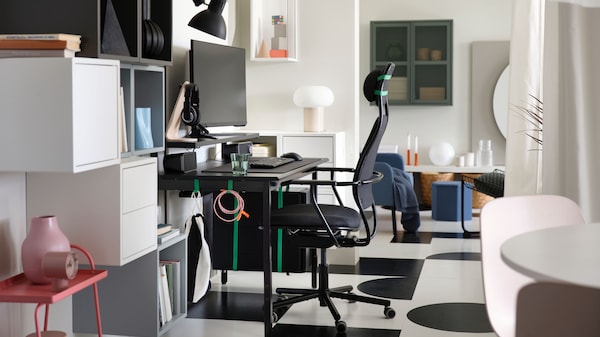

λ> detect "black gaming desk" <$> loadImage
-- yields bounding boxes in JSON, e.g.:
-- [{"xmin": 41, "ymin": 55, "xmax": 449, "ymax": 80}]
[{"xmin": 158, "ymin": 157, "xmax": 327, "ymax": 336}]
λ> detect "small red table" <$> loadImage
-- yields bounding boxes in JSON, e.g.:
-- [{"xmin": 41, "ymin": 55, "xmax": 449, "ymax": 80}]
[{"xmin": 0, "ymin": 245, "xmax": 107, "ymax": 337}]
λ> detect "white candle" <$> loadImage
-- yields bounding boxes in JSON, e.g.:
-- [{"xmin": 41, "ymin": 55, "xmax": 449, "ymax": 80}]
[
  {"xmin": 414, "ymin": 136, "xmax": 418, "ymax": 153},
  {"xmin": 407, "ymin": 133, "xmax": 411, "ymax": 151}
]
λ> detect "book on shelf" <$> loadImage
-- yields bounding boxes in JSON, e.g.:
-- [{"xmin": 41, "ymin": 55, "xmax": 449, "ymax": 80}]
[
  {"xmin": 0, "ymin": 49, "xmax": 76, "ymax": 58},
  {"xmin": 0, "ymin": 39, "xmax": 80, "ymax": 52},
  {"xmin": 158, "ymin": 228, "xmax": 181, "ymax": 244},
  {"xmin": 159, "ymin": 263, "xmax": 173, "ymax": 323},
  {"xmin": 0, "ymin": 33, "xmax": 81, "ymax": 42},
  {"xmin": 161, "ymin": 260, "xmax": 181, "ymax": 316},
  {"xmin": 157, "ymin": 223, "xmax": 172, "ymax": 236}
]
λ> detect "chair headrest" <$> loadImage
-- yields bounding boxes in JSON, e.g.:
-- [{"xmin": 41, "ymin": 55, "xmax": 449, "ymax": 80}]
[
  {"xmin": 363, "ymin": 69, "xmax": 382, "ymax": 103},
  {"xmin": 363, "ymin": 63, "xmax": 394, "ymax": 103}
]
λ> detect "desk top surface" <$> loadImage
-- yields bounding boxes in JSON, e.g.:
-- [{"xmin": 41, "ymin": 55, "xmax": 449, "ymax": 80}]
[
  {"xmin": 159, "ymin": 158, "xmax": 327, "ymax": 191},
  {"xmin": 501, "ymin": 223, "xmax": 600, "ymax": 289}
]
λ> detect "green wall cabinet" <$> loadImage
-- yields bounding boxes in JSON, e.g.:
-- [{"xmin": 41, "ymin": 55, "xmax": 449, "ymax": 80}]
[{"xmin": 370, "ymin": 20, "xmax": 453, "ymax": 105}]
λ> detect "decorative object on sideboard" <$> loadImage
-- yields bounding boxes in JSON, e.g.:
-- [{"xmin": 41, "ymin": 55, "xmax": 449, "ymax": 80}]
[
  {"xmin": 21, "ymin": 215, "xmax": 71, "ymax": 285},
  {"xmin": 293, "ymin": 86, "xmax": 335, "ymax": 132},
  {"xmin": 476, "ymin": 139, "xmax": 493, "ymax": 167},
  {"xmin": 429, "ymin": 142, "xmax": 456, "ymax": 166},
  {"xmin": 189, "ymin": 0, "xmax": 227, "ymax": 39}
]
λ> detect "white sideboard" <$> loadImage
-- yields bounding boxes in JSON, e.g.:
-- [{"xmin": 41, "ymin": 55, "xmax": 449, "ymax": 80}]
[
  {"xmin": 250, "ymin": 131, "xmax": 346, "ymax": 204},
  {"xmin": 0, "ymin": 57, "xmax": 120, "ymax": 173}
]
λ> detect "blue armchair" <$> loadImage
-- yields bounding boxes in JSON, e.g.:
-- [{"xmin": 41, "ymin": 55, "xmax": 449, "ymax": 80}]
[{"xmin": 373, "ymin": 153, "xmax": 420, "ymax": 235}]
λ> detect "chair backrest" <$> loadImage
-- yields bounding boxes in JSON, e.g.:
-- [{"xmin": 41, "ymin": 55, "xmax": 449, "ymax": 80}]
[
  {"xmin": 354, "ymin": 63, "xmax": 394, "ymax": 211},
  {"xmin": 479, "ymin": 194, "xmax": 585, "ymax": 337},
  {"xmin": 516, "ymin": 282, "xmax": 600, "ymax": 337}
]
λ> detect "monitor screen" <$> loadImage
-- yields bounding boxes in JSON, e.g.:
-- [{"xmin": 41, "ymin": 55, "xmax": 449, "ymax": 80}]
[{"xmin": 190, "ymin": 40, "xmax": 247, "ymax": 130}]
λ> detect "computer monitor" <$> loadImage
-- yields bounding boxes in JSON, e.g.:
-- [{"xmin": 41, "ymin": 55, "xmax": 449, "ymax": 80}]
[{"xmin": 189, "ymin": 39, "xmax": 247, "ymax": 138}]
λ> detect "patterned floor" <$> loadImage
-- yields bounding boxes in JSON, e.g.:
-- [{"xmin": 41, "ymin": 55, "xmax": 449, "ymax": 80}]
[{"xmin": 163, "ymin": 209, "xmax": 498, "ymax": 337}]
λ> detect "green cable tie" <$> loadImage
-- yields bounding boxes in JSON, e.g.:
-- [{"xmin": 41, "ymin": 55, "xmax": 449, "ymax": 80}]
[
  {"xmin": 375, "ymin": 90, "xmax": 389, "ymax": 96},
  {"xmin": 377, "ymin": 74, "xmax": 392, "ymax": 80},
  {"xmin": 194, "ymin": 179, "xmax": 200, "ymax": 193},
  {"xmin": 228, "ymin": 179, "xmax": 239, "ymax": 271}
]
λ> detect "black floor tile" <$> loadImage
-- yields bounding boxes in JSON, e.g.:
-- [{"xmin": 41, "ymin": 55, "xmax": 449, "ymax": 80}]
[
  {"xmin": 407, "ymin": 303, "xmax": 493, "ymax": 333},
  {"xmin": 187, "ymin": 291, "xmax": 265, "ymax": 321},
  {"xmin": 330, "ymin": 258, "xmax": 424, "ymax": 277},
  {"xmin": 427, "ymin": 252, "xmax": 481, "ymax": 261},
  {"xmin": 357, "ymin": 277, "xmax": 419, "ymax": 300}
]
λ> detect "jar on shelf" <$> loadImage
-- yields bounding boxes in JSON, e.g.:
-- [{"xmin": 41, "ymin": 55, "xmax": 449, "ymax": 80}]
[{"xmin": 476, "ymin": 139, "xmax": 493, "ymax": 167}]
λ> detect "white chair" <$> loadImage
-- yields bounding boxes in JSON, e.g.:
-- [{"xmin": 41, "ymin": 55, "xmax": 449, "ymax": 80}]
[
  {"xmin": 516, "ymin": 282, "xmax": 600, "ymax": 337},
  {"xmin": 479, "ymin": 195, "xmax": 585, "ymax": 337}
]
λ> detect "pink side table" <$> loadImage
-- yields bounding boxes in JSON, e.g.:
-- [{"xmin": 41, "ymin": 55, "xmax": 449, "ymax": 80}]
[{"xmin": 0, "ymin": 245, "xmax": 107, "ymax": 337}]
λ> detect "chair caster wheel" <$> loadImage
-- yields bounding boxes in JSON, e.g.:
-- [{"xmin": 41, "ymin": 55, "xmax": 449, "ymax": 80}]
[
  {"xmin": 335, "ymin": 320, "xmax": 347, "ymax": 333},
  {"xmin": 272, "ymin": 311, "xmax": 279, "ymax": 323},
  {"xmin": 384, "ymin": 306, "xmax": 396, "ymax": 318}
]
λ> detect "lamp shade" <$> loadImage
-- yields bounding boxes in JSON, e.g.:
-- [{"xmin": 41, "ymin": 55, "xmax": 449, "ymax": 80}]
[
  {"xmin": 293, "ymin": 86, "xmax": 334, "ymax": 132},
  {"xmin": 188, "ymin": 0, "xmax": 227, "ymax": 39},
  {"xmin": 293, "ymin": 86, "xmax": 334, "ymax": 108}
]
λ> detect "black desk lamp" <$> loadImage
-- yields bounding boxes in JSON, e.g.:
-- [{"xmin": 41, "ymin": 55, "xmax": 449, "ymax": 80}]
[{"xmin": 189, "ymin": 0, "xmax": 227, "ymax": 39}]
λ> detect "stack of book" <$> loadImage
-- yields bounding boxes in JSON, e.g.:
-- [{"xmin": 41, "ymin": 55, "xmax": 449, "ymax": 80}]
[
  {"xmin": 0, "ymin": 33, "xmax": 82, "ymax": 58},
  {"xmin": 157, "ymin": 224, "xmax": 181, "ymax": 244}
]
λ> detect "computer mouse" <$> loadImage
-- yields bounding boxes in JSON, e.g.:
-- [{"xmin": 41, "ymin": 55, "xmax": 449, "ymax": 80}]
[{"xmin": 281, "ymin": 152, "xmax": 303, "ymax": 161}]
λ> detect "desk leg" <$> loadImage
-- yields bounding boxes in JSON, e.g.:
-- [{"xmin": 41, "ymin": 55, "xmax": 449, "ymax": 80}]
[{"xmin": 262, "ymin": 185, "xmax": 273, "ymax": 337}]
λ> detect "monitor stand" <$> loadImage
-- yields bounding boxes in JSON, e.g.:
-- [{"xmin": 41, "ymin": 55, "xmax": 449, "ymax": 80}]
[{"xmin": 187, "ymin": 124, "xmax": 217, "ymax": 140}]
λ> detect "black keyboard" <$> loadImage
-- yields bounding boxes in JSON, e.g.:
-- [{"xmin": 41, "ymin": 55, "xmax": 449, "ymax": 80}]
[{"xmin": 249, "ymin": 157, "xmax": 295, "ymax": 168}]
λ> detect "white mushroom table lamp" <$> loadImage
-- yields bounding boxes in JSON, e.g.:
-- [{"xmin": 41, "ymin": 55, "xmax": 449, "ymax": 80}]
[{"xmin": 293, "ymin": 86, "xmax": 334, "ymax": 132}]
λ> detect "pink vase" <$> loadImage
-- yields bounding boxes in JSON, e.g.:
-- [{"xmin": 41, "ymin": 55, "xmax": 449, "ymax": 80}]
[{"xmin": 21, "ymin": 215, "xmax": 70, "ymax": 284}]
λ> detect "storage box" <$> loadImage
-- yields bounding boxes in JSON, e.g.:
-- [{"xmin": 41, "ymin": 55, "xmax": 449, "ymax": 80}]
[{"xmin": 419, "ymin": 87, "xmax": 445, "ymax": 100}]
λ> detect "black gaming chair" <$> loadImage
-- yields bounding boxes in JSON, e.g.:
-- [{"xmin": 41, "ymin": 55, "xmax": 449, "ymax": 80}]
[{"xmin": 271, "ymin": 63, "xmax": 396, "ymax": 333}]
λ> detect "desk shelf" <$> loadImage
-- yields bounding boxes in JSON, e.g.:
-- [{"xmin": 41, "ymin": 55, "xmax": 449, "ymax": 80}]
[
  {"xmin": 166, "ymin": 132, "xmax": 259, "ymax": 149},
  {"xmin": 0, "ymin": 270, "xmax": 107, "ymax": 304}
]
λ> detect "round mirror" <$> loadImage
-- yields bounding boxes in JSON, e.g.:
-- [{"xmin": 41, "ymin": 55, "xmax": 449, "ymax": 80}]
[{"xmin": 492, "ymin": 65, "xmax": 509, "ymax": 138}]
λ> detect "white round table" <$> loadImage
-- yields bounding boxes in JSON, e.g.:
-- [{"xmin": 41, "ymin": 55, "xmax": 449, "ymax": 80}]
[{"xmin": 500, "ymin": 223, "xmax": 600, "ymax": 289}]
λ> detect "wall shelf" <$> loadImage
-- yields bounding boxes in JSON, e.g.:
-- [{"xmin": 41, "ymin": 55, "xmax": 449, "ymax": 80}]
[
  {"xmin": 120, "ymin": 64, "xmax": 166, "ymax": 157},
  {"xmin": 370, "ymin": 20, "xmax": 453, "ymax": 105},
  {"xmin": 0, "ymin": 0, "xmax": 173, "ymax": 66},
  {"xmin": 250, "ymin": 0, "xmax": 297, "ymax": 62}
]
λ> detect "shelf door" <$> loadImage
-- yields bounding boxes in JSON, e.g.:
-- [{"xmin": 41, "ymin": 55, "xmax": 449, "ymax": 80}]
[{"xmin": 411, "ymin": 21, "xmax": 453, "ymax": 105}]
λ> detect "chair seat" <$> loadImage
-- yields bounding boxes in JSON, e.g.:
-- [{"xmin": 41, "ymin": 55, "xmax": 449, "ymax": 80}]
[{"xmin": 271, "ymin": 204, "xmax": 361, "ymax": 231}]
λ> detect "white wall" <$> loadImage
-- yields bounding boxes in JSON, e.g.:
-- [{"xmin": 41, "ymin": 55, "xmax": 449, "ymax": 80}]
[
  {"xmin": 359, "ymin": 0, "xmax": 512, "ymax": 165},
  {"xmin": 238, "ymin": 0, "xmax": 361, "ymax": 166}
]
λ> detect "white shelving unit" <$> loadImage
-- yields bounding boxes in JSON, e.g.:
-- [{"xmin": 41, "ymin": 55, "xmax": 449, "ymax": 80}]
[{"xmin": 250, "ymin": 0, "xmax": 297, "ymax": 62}]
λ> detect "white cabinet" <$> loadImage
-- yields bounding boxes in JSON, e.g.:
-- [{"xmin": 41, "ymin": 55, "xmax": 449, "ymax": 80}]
[
  {"xmin": 251, "ymin": 131, "xmax": 346, "ymax": 204},
  {"xmin": 26, "ymin": 156, "xmax": 158, "ymax": 266},
  {"xmin": 0, "ymin": 57, "xmax": 120, "ymax": 173}
]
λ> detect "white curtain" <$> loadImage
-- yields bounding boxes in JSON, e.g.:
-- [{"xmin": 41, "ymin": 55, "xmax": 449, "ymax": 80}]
[
  {"xmin": 505, "ymin": 0, "xmax": 545, "ymax": 196},
  {"xmin": 543, "ymin": 0, "xmax": 600, "ymax": 222}
]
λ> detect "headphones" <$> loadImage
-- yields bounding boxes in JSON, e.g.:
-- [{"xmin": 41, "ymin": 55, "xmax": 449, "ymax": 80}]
[{"xmin": 181, "ymin": 83, "xmax": 200, "ymax": 126}]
